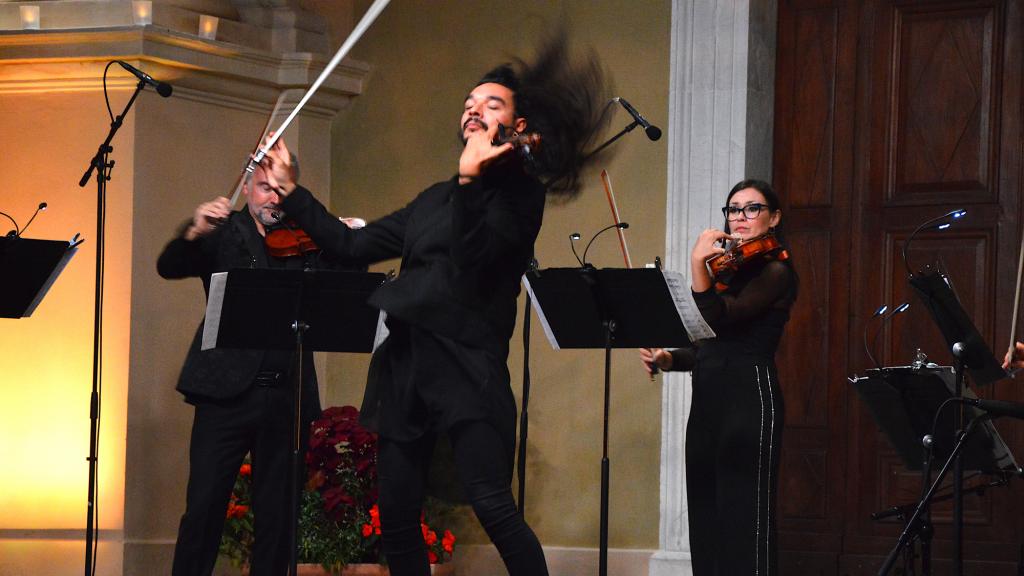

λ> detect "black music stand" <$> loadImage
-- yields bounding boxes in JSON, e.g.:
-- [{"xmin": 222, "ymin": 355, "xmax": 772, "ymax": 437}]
[
  {"xmin": 885, "ymin": 269, "xmax": 1010, "ymax": 576},
  {"xmin": 854, "ymin": 366, "xmax": 1019, "ymax": 576},
  {"xmin": 525, "ymin": 267, "xmax": 695, "ymax": 576},
  {"xmin": 202, "ymin": 268, "xmax": 386, "ymax": 576},
  {"xmin": 1, "ymin": 236, "xmax": 81, "ymax": 318}
]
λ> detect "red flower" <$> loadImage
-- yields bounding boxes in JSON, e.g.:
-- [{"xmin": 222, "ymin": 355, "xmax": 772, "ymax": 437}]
[
  {"xmin": 361, "ymin": 524, "xmax": 373, "ymax": 538},
  {"xmin": 422, "ymin": 524, "xmax": 437, "ymax": 546},
  {"xmin": 239, "ymin": 463, "xmax": 251, "ymax": 476},
  {"xmin": 428, "ymin": 550, "xmax": 438, "ymax": 564},
  {"xmin": 442, "ymin": 530, "xmax": 456, "ymax": 553},
  {"xmin": 226, "ymin": 503, "xmax": 249, "ymax": 519}
]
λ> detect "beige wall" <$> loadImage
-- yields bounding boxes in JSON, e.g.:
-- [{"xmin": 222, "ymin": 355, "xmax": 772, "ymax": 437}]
[{"xmin": 323, "ymin": 0, "xmax": 671, "ymax": 550}]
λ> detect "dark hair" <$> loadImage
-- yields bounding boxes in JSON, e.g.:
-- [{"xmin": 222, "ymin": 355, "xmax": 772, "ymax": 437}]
[
  {"xmin": 724, "ymin": 179, "xmax": 799, "ymax": 298},
  {"xmin": 477, "ymin": 28, "xmax": 614, "ymax": 199}
]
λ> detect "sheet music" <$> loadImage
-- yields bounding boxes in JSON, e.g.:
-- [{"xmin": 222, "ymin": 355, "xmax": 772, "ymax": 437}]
[
  {"xmin": 23, "ymin": 241, "xmax": 79, "ymax": 317},
  {"xmin": 201, "ymin": 272, "xmax": 227, "ymax": 351},
  {"xmin": 522, "ymin": 274, "xmax": 561, "ymax": 350},
  {"xmin": 372, "ymin": 310, "xmax": 389, "ymax": 352},
  {"xmin": 661, "ymin": 270, "xmax": 716, "ymax": 342}
]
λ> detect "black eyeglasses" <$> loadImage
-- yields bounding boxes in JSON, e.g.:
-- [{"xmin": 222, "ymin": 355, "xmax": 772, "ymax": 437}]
[{"xmin": 721, "ymin": 203, "xmax": 768, "ymax": 221}]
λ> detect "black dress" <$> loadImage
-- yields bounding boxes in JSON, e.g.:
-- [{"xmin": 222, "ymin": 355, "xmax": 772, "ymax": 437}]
[{"xmin": 669, "ymin": 259, "xmax": 796, "ymax": 576}]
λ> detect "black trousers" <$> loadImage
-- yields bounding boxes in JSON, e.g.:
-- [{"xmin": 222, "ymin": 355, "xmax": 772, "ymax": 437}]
[
  {"xmin": 687, "ymin": 360, "xmax": 784, "ymax": 576},
  {"xmin": 377, "ymin": 420, "xmax": 548, "ymax": 576},
  {"xmin": 171, "ymin": 383, "xmax": 301, "ymax": 576}
]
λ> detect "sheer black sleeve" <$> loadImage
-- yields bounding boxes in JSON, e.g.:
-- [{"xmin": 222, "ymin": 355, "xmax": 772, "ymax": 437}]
[
  {"xmin": 692, "ymin": 260, "xmax": 794, "ymax": 331},
  {"xmin": 668, "ymin": 347, "xmax": 697, "ymax": 372}
]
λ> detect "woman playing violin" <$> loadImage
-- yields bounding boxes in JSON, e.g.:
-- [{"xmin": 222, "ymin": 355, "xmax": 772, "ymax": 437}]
[{"xmin": 640, "ymin": 179, "xmax": 797, "ymax": 576}]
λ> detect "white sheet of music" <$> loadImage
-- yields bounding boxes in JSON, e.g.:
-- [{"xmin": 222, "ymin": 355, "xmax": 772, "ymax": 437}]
[
  {"xmin": 201, "ymin": 272, "xmax": 227, "ymax": 351},
  {"xmin": 661, "ymin": 269, "xmax": 716, "ymax": 342}
]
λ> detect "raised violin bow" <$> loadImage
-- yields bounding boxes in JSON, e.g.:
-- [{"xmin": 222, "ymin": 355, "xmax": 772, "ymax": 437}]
[
  {"xmin": 228, "ymin": 89, "xmax": 297, "ymax": 208},
  {"xmin": 247, "ymin": 0, "xmax": 391, "ymax": 173}
]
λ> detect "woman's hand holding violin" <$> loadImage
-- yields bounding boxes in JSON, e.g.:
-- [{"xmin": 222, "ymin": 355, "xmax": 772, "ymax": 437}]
[{"xmin": 691, "ymin": 228, "xmax": 738, "ymax": 292}]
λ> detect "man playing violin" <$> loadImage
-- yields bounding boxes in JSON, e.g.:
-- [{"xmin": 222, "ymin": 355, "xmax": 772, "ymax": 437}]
[
  {"xmin": 250, "ymin": 32, "xmax": 611, "ymax": 576},
  {"xmin": 640, "ymin": 180, "xmax": 798, "ymax": 576},
  {"xmin": 157, "ymin": 163, "xmax": 355, "ymax": 576}
]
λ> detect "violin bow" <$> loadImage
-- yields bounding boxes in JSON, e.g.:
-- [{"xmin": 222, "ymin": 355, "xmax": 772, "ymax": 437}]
[
  {"xmin": 601, "ymin": 169, "xmax": 633, "ymax": 268},
  {"xmin": 247, "ymin": 0, "xmax": 391, "ymax": 172},
  {"xmin": 1007, "ymin": 223, "xmax": 1024, "ymax": 369},
  {"xmin": 228, "ymin": 89, "xmax": 295, "ymax": 208}
]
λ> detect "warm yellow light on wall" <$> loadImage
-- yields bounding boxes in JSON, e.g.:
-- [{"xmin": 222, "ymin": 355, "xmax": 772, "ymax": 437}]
[{"xmin": 0, "ymin": 89, "xmax": 131, "ymax": 534}]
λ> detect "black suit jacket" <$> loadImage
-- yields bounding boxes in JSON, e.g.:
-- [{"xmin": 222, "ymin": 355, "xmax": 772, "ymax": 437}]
[{"xmin": 157, "ymin": 210, "xmax": 346, "ymax": 407}]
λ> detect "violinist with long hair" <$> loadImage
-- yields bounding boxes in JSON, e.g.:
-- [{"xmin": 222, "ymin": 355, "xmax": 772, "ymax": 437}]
[
  {"xmin": 640, "ymin": 179, "xmax": 797, "ymax": 576},
  {"xmin": 256, "ymin": 32, "xmax": 611, "ymax": 576}
]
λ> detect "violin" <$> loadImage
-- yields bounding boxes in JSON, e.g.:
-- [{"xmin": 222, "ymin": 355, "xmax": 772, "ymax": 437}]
[
  {"xmin": 264, "ymin": 219, "xmax": 319, "ymax": 258},
  {"xmin": 707, "ymin": 231, "xmax": 789, "ymax": 292}
]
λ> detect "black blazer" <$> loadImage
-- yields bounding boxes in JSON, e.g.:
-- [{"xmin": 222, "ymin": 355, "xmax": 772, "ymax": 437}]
[{"xmin": 157, "ymin": 210, "xmax": 345, "ymax": 406}]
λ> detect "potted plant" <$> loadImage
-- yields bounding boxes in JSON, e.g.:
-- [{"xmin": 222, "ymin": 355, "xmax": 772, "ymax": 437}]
[{"xmin": 220, "ymin": 406, "xmax": 456, "ymax": 575}]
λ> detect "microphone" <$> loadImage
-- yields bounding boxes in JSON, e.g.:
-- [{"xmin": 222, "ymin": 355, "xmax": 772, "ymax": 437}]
[
  {"xmin": 963, "ymin": 398, "xmax": 1024, "ymax": 421},
  {"xmin": 614, "ymin": 97, "xmax": 661, "ymax": 141},
  {"xmin": 116, "ymin": 60, "xmax": 173, "ymax": 98}
]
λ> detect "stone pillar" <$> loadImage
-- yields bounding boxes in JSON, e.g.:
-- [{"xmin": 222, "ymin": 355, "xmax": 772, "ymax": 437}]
[{"xmin": 648, "ymin": 1, "xmax": 776, "ymax": 574}]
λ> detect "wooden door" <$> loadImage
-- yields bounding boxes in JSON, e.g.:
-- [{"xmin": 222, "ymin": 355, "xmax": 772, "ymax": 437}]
[{"xmin": 773, "ymin": 0, "xmax": 1023, "ymax": 573}]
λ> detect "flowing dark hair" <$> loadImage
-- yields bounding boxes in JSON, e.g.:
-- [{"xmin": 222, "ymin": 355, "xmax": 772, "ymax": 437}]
[
  {"xmin": 478, "ymin": 28, "xmax": 614, "ymax": 199},
  {"xmin": 723, "ymin": 178, "xmax": 799, "ymax": 297}
]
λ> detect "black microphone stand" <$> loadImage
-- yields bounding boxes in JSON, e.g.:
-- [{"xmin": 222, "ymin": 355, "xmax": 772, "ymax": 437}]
[
  {"xmin": 77, "ymin": 77, "xmax": 147, "ymax": 576},
  {"xmin": 878, "ymin": 412, "xmax": 990, "ymax": 576},
  {"xmin": 584, "ymin": 119, "xmax": 643, "ymax": 162}
]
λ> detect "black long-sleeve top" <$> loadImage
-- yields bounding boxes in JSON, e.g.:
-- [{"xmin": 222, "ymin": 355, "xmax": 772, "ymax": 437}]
[
  {"xmin": 669, "ymin": 259, "xmax": 796, "ymax": 371},
  {"xmin": 279, "ymin": 170, "xmax": 546, "ymax": 360}
]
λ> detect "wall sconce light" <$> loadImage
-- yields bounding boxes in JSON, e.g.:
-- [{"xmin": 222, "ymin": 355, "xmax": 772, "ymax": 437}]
[
  {"xmin": 198, "ymin": 15, "xmax": 218, "ymax": 40},
  {"xmin": 132, "ymin": 1, "xmax": 152, "ymax": 26},
  {"xmin": 20, "ymin": 5, "xmax": 40, "ymax": 30}
]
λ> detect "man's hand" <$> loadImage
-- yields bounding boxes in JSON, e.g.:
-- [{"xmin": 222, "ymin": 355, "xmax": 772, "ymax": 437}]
[
  {"xmin": 1003, "ymin": 341, "xmax": 1024, "ymax": 372},
  {"xmin": 185, "ymin": 196, "xmax": 231, "ymax": 241},
  {"xmin": 260, "ymin": 132, "xmax": 298, "ymax": 197},
  {"xmin": 458, "ymin": 121, "xmax": 513, "ymax": 185}
]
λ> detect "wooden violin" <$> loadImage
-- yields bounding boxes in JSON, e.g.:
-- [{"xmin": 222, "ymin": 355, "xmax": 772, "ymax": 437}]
[
  {"xmin": 264, "ymin": 219, "xmax": 319, "ymax": 258},
  {"xmin": 707, "ymin": 232, "xmax": 789, "ymax": 291}
]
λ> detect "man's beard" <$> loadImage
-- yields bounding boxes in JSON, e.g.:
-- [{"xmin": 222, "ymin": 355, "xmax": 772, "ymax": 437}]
[
  {"xmin": 459, "ymin": 118, "xmax": 488, "ymax": 145},
  {"xmin": 256, "ymin": 206, "xmax": 282, "ymax": 228}
]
